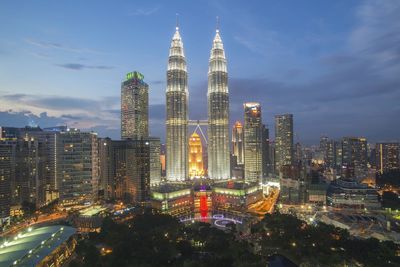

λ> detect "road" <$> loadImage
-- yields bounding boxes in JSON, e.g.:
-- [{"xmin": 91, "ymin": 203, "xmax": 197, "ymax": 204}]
[{"xmin": 248, "ymin": 188, "xmax": 280, "ymax": 217}]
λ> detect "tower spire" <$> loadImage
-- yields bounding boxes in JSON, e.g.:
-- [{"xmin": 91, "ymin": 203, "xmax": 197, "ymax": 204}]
[
  {"xmin": 216, "ymin": 16, "xmax": 219, "ymax": 32},
  {"xmin": 176, "ymin": 13, "xmax": 179, "ymax": 30}
]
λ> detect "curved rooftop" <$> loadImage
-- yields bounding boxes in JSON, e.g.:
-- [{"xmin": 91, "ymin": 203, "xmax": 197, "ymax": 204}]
[{"xmin": 0, "ymin": 225, "xmax": 76, "ymax": 266}]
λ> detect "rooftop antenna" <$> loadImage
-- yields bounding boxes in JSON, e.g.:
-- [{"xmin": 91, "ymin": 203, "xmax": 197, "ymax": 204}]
[
  {"xmin": 176, "ymin": 13, "xmax": 179, "ymax": 30},
  {"xmin": 216, "ymin": 16, "xmax": 219, "ymax": 32}
]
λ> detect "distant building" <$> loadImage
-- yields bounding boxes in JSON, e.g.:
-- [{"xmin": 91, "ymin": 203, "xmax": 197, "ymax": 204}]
[
  {"xmin": 244, "ymin": 103, "xmax": 263, "ymax": 183},
  {"xmin": 376, "ymin": 142, "xmax": 399, "ymax": 174},
  {"xmin": 0, "ymin": 141, "xmax": 13, "ymax": 219},
  {"xmin": 275, "ymin": 114, "xmax": 293, "ymax": 173},
  {"xmin": 232, "ymin": 121, "xmax": 244, "ymax": 165},
  {"xmin": 261, "ymin": 125, "xmax": 271, "ymax": 179},
  {"xmin": 327, "ymin": 178, "xmax": 381, "ymax": 210},
  {"xmin": 148, "ymin": 137, "xmax": 161, "ymax": 185},
  {"xmin": 189, "ymin": 132, "xmax": 204, "ymax": 178},
  {"xmin": 98, "ymin": 137, "xmax": 114, "ymax": 200},
  {"xmin": 341, "ymin": 137, "xmax": 368, "ymax": 179},
  {"xmin": 121, "ymin": 71, "xmax": 149, "ymax": 140}
]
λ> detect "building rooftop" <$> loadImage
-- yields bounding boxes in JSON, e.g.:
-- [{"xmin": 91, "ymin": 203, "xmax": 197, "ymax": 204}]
[
  {"xmin": 79, "ymin": 205, "xmax": 107, "ymax": 217},
  {"xmin": 0, "ymin": 225, "xmax": 76, "ymax": 266}
]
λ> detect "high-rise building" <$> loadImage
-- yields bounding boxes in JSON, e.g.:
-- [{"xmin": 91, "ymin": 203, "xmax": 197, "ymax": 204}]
[
  {"xmin": 232, "ymin": 121, "xmax": 244, "ymax": 166},
  {"xmin": 262, "ymin": 125, "xmax": 271, "ymax": 178},
  {"xmin": 113, "ymin": 139, "xmax": 150, "ymax": 203},
  {"xmin": 341, "ymin": 137, "xmax": 368, "ymax": 179},
  {"xmin": 57, "ymin": 129, "xmax": 98, "ymax": 206},
  {"xmin": 207, "ymin": 27, "xmax": 230, "ymax": 180},
  {"xmin": 166, "ymin": 25, "xmax": 188, "ymax": 181},
  {"xmin": 148, "ymin": 137, "xmax": 161, "ymax": 185},
  {"xmin": 326, "ymin": 139, "xmax": 337, "ymax": 169},
  {"xmin": 189, "ymin": 132, "xmax": 204, "ymax": 178},
  {"xmin": 320, "ymin": 135, "xmax": 329, "ymax": 162},
  {"xmin": 275, "ymin": 114, "xmax": 294, "ymax": 173},
  {"xmin": 244, "ymin": 103, "xmax": 263, "ymax": 183},
  {"xmin": 98, "ymin": 137, "xmax": 114, "ymax": 200},
  {"xmin": 376, "ymin": 142, "xmax": 399, "ymax": 174},
  {"xmin": 121, "ymin": 71, "xmax": 149, "ymax": 140},
  {"xmin": 0, "ymin": 141, "xmax": 13, "ymax": 219}
]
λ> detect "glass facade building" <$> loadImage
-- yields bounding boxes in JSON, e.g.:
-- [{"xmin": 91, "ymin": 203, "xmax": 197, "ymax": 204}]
[
  {"xmin": 121, "ymin": 71, "xmax": 149, "ymax": 140},
  {"xmin": 275, "ymin": 114, "xmax": 294, "ymax": 174},
  {"xmin": 244, "ymin": 103, "xmax": 263, "ymax": 183}
]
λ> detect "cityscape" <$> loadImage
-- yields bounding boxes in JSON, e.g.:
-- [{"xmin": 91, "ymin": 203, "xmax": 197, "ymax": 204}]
[{"xmin": 1, "ymin": 1, "xmax": 400, "ymax": 266}]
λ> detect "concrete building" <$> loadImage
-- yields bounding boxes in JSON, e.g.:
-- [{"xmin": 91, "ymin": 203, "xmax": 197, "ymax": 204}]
[
  {"xmin": 57, "ymin": 129, "xmax": 98, "ymax": 206},
  {"xmin": 376, "ymin": 142, "xmax": 399, "ymax": 174},
  {"xmin": 275, "ymin": 114, "xmax": 293, "ymax": 174},
  {"xmin": 148, "ymin": 137, "xmax": 161, "ymax": 185},
  {"xmin": 121, "ymin": 71, "xmax": 149, "ymax": 140},
  {"xmin": 244, "ymin": 103, "xmax": 263, "ymax": 183},
  {"xmin": 341, "ymin": 137, "xmax": 368, "ymax": 179}
]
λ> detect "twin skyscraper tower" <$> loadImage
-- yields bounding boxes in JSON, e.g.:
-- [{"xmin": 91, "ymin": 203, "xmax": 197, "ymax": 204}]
[{"xmin": 166, "ymin": 24, "xmax": 230, "ymax": 181}]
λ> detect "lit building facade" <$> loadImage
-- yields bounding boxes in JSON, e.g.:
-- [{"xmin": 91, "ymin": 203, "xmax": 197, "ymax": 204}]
[
  {"xmin": 0, "ymin": 141, "xmax": 13, "ymax": 219},
  {"xmin": 112, "ymin": 139, "xmax": 150, "ymax": 204},
  {"xmin": 207, "ymin": 28, "xmax": 230, "ymax": 180},
  {"xmin": 376, "ymin": 142, "xmax": 399, "ymax": 174},
  {"xmin": 121, "ymin": 71, "xmax": 149, "ymax": 140},
  {"xmin": 232, "ymin": 121, "xmax": 244, "ymax": 165},
  {"xmin": 189, "ymin": 132, "xmax": 204, "ymax": 178},
  {"xmin": 244, "ymin": 103, "xmax": 263, "ymax": 183},
  {"xmin": 148, "ymin": 137, "xmax": 161, "ymax": 185},
  {"xmin": 341, "ymin": 137, "xmax": 368, "ymax": 179},
  {"xmin": 57, "ymin": 129, "xmax": 98, "ymax": 206},
  {"xmin": 275, "ymin": 114, "xmax": 294, "ymax": 173},
  {"xmin": 166, "ymin": 26, "xmax": 189, "ymax": 181}
]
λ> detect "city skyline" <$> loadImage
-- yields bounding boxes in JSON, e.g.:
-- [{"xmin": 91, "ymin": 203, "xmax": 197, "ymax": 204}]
[{"xmin": 0, "ymin": 0, "xmax": 400, "ymax": 144}]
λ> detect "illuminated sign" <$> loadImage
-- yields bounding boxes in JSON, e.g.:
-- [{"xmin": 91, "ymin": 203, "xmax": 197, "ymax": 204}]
[{"xmin": 126, "ymin": 71, "xmax": 144, "ymax": 81}]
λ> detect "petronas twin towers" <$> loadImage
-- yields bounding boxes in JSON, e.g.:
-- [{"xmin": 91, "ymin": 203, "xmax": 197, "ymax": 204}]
[{"xmin": 166, "ymin": 24, "xmax": 230, "ymax": 181}]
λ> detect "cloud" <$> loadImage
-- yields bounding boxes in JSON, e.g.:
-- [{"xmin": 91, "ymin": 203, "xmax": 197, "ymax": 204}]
[
  {"xmin": 129, "ymin": 6, "xmax": 160, "ymax": 16},
  {"xmin": 56, "ymin": 63, "xmax": 114, "ymax": 70},
  {"xmin": 24, "ymin": 38, "xmax": 106, "ymax": 55}
]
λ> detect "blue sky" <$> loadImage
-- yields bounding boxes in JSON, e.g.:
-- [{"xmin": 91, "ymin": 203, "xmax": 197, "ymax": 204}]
[{"xmin": 0, "ymin": 0, "xmax": 399, "ymax": 144}]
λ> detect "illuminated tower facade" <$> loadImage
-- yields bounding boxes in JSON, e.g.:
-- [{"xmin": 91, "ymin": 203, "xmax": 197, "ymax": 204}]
[
  {"xmin": 207, "ymin": 27, "xmax": 230, "ymax": 179},
  {"xmin": 244, "ymin": 103, "xmax": 263, "ymax": 183},
  {"xmin": 376, "ymin": 142, "xmax": 399, "ymax": 174},
  {"xmin": 121, "ymin": 71, "xmax": 149, "ymax": 140},
  {"xmin": 275, "ymin": 114, "xmax": 294, "ymax": 173},
  {"xmin": 166, "ymin": 26, "xmax": 188, "ymax": 181},
  {"xmin": 189, "ymin": 132, "xmax": 204, "ymax": 178},
  {"xmin": 232, "ymin": 121, "xmax": 244, "ymax": 165}
]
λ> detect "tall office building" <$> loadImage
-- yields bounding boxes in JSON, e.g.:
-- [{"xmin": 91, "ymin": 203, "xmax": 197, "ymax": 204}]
[
  {"xmin": 326, "ymin": 140, "xmax": 337, "ymax": 169},
  {"xmin": 113, "ymin": 140, "xmax": 150, "ymax": 203},
  {"xmin": 320, "ymin": 135, "xmax": 329, "ymax": 161},
  {"xmin": 148, "ymin": 137, "xmax": 161, "ymax": 185},
  {"xmin": 207, "ymin": 27, "xmax": 230, "ymax": 179},
  {"xmin": 166, "ymin": 25, "xmax": 188, "ymax": 181},
  {"xmin": 341, "ymin": 137, "xmax": 368, "ymax": 179},
  {"xmin": 262, "ymin": 125, "xmax": 271, "ymax": 178},
  {"xmin": 244, "ymin": 103, "xmax": 263, "ymax": 183},
  {"xmin": 0, "ymin": 141, "xmax": 13, "ymax": 219},
  {"xmin": 121, "ymin": 71, "xmax": 149, "ymax": 140},
  {"xmin": 189, "ymin": 132, "xmax": 204, "ymax": 178},
  {"xmin": 57, "ymin": 129, "xmax": 98, "ymax": 206},
  {"xmin": 98, "ymin": 137, "xmax": 114, "ymax": 200},
  {"xmin": 232, "ymin": 121, "xmax": 244, "ymax": 165},
  {"xmin": 275, "ymin": 114, "xmax": 294, "ymax": 173},
  {"xmin": 376, "ymin": 142, "xmax": 399, "ymax": 174}
]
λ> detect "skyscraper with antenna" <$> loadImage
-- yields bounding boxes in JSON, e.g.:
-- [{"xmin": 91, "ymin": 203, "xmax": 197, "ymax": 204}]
[
  {"xmin": 207, "ymin": 18, "xmax": 230, "ymax": 179},
  {"xmin": 166, "ymin": 18, "xmax": 189, "ymax": 181}
]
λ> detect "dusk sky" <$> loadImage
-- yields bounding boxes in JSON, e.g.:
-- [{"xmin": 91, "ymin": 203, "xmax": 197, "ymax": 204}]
[{"xmin": 0, "ymin": 0, "xmax": 399, "ymax": 144}]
